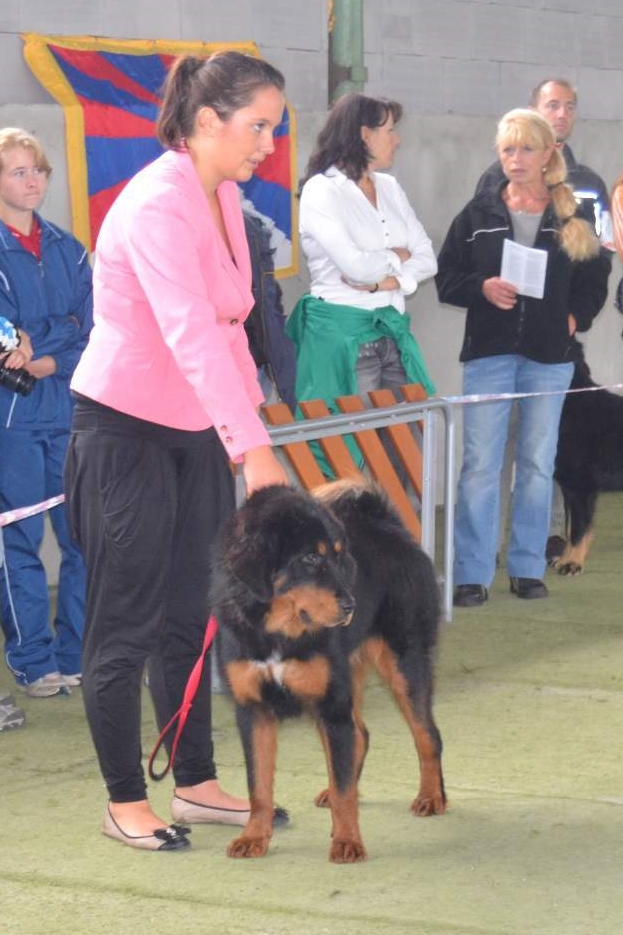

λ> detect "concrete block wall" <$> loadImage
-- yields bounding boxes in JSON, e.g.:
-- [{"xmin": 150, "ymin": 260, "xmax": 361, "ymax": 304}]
[
  {"xmin": 0, "ymin": 0, "xmax": 329, "ymax": 112},
  {"xmin": 363, "ymin": 0, "xmax": 623, "ymax": 121},
  {"xmin": 4, "ymin": 1, "xmax": 623, "ymax": 118},
  {"xmin": 1, "ymin": 0, "xmax": 623, "ymax": 576}
]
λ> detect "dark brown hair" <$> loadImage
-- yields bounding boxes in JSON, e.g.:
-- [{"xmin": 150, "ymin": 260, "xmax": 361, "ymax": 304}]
[
  {"xmin": 157, "ymin": 50, "xmax": 285, "ymax": 150},
  {"xmin": 300, "ymin": 92, "xmax": 403, "ymax": 187}
]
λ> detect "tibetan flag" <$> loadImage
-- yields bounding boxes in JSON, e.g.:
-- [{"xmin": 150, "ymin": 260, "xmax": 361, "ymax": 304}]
[{"xmin": 22, "ymin": 33, "xmax": 298, "ymax": 276}]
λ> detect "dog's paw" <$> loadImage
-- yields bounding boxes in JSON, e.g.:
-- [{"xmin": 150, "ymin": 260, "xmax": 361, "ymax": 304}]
[
  {"xmin": 555, "ymin": 561, "xmax": 583, "ymax": 576},
  {"xmin": 314, "ymin": 788, "xmax": 331, "ymax": 808},
  {"xmin": 545, "ymin": 535, "xmax": 566, "ymax": 565},
  {"xmin": 329, "ymin": 838, "xmax": 367, "ymax": 863},
  {"xmin": 411, "ymin": 793, "xmax": 447, "ymax": 817},
  {"xmin": 226, "ymin": 835, "xmax": 270, "ymax": 859}
]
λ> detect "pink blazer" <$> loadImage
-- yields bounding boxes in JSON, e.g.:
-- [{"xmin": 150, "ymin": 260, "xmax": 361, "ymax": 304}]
[{"xmin": 71, "ymin": 150, "xmax": 270, "ymax": 461}]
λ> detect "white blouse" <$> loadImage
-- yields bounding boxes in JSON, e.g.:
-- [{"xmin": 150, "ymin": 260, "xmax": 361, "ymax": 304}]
[{"xmin": 299, "ymin": 165, "xmax": 437, "ymax": 313}]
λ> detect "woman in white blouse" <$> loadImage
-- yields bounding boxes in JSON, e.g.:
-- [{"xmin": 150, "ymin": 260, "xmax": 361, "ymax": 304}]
[{"xmin": 287, "ymin": 93, "xmax": 437, "ymax": 407}]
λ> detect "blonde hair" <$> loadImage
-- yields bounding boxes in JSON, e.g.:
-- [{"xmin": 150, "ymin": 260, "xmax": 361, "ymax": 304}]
[
  {"xmin": 496, "ymin": 109, "xmax": 599, "ymax": 262},
  {"xmin": 0, "ymin": 127, "xmax": 52, "ymax": 177}
]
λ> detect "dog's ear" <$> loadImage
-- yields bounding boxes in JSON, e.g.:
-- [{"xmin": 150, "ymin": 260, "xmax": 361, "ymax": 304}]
[{"xmin": 221, "ymin": 512, "xmax": 275, "ymax": 602}]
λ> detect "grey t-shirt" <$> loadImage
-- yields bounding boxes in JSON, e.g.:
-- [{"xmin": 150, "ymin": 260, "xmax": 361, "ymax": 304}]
[{"xmin": 508, "ymin": 209, "xmax": 543, "ymax": 247}]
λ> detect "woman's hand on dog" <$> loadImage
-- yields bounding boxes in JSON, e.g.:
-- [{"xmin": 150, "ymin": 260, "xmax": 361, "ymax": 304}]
[{"xmin": 243, "ymin": 445, "xmax": 288, "ymax": 495}]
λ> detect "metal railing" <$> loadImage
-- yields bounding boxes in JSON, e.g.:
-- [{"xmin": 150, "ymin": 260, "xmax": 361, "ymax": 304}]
[{"xmin": 267, "ymin": 396, "xmax": 456, "ymax": 622}]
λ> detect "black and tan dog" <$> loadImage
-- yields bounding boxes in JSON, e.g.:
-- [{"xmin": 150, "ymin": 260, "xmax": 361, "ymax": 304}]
[
  {"xmin": 210, "ymin": 480, "xmax": 446, "ymax": 863},
  {"xmin": 553, "ymin": 358, "xmax": 623, "ymax": 575}
]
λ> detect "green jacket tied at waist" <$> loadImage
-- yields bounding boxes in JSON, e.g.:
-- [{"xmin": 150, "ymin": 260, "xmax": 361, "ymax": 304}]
[{"xmin": 286, "ymin": 295, "xmax": 436, "ymax": 409}]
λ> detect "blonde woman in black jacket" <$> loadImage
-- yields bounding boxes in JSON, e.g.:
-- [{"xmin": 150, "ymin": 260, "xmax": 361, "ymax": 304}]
[{"xmin": 436, "ymin": 108, "xmax": 611, "ymax": 607}]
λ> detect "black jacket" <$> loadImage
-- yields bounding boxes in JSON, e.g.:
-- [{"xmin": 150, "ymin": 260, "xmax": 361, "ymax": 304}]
[
  {"xmin": 243, "ymin": 211, "xmax": 297, "ymax": 409},
  {"xmin": 436, "ymin": 183, "xmax": 611, "ymax": 364}
]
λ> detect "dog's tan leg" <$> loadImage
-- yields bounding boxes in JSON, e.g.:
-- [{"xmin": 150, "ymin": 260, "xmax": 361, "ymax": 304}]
[
  {"xmin": 316, "ymin": 720, "xmax": 367, "ymax": 863},
  {"xmin": 553, "ymin": 530, "xmax": 593, "ymax": 576},
  {"xmin": 313, "ymin": 726, "xmax": 332, "ymax": 809},
  {"xmin": 367, "ymin": 638, "xmax": 446, "ymax": 817},
  {"xmin": 227, "ymin": 711, "xmax": 277, "ymax": 859},
  {"xmin": 328, "ymin": 785, "xmax": 367, "ymax": 863}
]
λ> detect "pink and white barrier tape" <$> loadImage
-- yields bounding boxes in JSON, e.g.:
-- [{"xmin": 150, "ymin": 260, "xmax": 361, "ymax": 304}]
[
  {"xmin": 0, "ymin": 494, "xmax": 65, "ymax": 527},
  {"xmin": 1, "ymin": 381, "xmax": 622, "ymax": 528},
  {"xmin": 446, "ymin": 381, "xmax": 623, "ymax": 406}
]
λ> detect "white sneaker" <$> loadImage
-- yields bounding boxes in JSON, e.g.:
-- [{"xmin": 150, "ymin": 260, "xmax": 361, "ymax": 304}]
[
  {"xmin": 18, "ymin": 672, "xmax": 71, "ymax": 698},
  {"xmin": 0, "ymin": 694, "xmax": 26, "ymax": 730},
  {"xmin": 62, "ymin": 673, "xmax": 82, "ymax": 687}
]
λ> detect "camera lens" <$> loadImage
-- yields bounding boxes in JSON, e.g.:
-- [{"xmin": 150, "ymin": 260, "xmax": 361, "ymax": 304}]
[{"xmin": 0, "ymin": 358, "xmax": 36, "ymax": 397}]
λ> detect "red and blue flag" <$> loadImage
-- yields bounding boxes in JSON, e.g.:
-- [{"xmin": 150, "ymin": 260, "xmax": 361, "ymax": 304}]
[{"xmin": 22, "ymin": 34, "xmax": 297, "ymax": 275}]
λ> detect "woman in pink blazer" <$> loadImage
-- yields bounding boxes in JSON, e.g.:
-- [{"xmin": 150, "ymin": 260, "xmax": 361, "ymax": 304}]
[{"xmin": 65, "ymin": 51, "xmax": 288, "ymax": 851}]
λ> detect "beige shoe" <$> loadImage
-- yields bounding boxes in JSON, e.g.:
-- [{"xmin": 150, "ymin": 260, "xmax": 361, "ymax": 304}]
[
  {"xmin": 171, "ymin": 794, "xmax": 250, "ymax": 826},
  {"xmin": 18, "ymin": 672, "xmax": 71, "ymax": 698},
  {"xmin": 171, "ymin": 794, "xmax": 290, "ymax": 828},
  {"xmin": 102, "ymin": 807, "xmax": 191, "ymax": 851}
]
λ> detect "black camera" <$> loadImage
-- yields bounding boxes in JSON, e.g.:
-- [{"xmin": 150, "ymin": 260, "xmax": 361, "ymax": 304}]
[{"xmin": 0, "ymin": 356, "xmax": 36, "ymax": 396}]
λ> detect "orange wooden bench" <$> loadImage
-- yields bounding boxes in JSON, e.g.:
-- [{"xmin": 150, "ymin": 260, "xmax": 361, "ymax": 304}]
[{"xmin": 262, "ymin": 383, "xmax": 428, "ymax": 540}]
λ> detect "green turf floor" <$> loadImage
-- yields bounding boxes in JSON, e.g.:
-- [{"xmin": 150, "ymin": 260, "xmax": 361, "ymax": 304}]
[{"xmin": 2, "ymin": 495, "xmax": 623, "ymax": 935}]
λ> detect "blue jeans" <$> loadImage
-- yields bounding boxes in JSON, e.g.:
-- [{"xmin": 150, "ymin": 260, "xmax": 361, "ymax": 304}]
[{"xmin": 454, "ymin": 355, "xmax": 573, "ymax": 587}]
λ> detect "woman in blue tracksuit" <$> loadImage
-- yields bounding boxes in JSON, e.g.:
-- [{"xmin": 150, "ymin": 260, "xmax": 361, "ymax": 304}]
[{"xmin": 0, "ymin": 128, "xmax": 93, "ymax": 697}]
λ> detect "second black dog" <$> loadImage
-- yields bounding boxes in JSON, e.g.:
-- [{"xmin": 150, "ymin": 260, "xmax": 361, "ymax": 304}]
[{"xmin": 553, "ymin": 358, "xmax": 623, "ymax": 574}]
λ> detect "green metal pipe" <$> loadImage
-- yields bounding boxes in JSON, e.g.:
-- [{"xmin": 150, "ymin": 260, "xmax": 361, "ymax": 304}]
[{"xmin": 328, "ymin": 0, "xmax": 367, "ymax": 104}]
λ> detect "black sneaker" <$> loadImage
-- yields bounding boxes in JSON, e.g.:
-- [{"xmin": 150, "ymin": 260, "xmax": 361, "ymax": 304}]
[
  {"xmin": 453, "ymin": 584, "xmax": 488, "ymax": 607},
  {"xmin": 509, "ymin": 577, "xmax": 548, "ymax": 600}
]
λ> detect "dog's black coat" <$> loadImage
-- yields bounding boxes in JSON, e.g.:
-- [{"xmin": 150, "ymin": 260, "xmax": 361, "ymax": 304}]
[
  {"xmin": 210, "ymin": 481, "xmax": 445, "ymax": 862},
  {"xmin": 554, "ymin": 358, "xmax": 623, "ymax": 573}
]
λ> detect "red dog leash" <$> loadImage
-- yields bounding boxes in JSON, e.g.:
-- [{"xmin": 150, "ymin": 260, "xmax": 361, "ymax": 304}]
[{"xmin": 148, "ymin": 614, "xmax": 219, "ymax": 781}]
